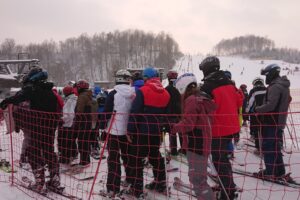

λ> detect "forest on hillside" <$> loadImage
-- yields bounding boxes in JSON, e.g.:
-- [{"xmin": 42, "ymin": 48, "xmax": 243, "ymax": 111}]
[
  {"xmin": 0, "ymin": 30, "xmax": 183, "ymax": 85},
  {"xmin": 213, "ymin": 35, "xmax": 300, "ymax": 64}
]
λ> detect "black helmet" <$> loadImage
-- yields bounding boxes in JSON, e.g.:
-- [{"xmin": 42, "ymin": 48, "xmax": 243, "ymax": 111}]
[
  {"xmin": 224, "ymin": 70, "xmax": 232, "ymax": 80},
  {"xmin": 261, "ymin": 64, "xmax": 280, "ymax": 84},
  {"xmin": 131, "ymin": 71, "xmax": 143, "ymax": 82},
  {"xmin": 199, "ymin": 56, "xmax": 220, "ymax": 77}
]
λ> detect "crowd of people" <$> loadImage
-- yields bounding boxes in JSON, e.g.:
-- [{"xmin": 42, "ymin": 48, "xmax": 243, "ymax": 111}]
[{"xmin": 0, "ymin": 56, "xmax": 292, "ymax": 200}]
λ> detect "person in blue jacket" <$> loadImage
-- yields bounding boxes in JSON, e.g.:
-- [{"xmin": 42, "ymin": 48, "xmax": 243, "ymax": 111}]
[{"xmin": 127, "ymin": 67, "xmax": 170, "ymax": 199}]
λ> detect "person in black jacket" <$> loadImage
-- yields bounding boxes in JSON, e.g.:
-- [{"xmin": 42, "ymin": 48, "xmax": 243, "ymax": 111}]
[
  {"xmin": 246, "ymin": 77, "xmax": 266, "ymax": 150},
  {"xmin": 164, "ymin": 70, "xmax": 183, "ymax": 156},
  {"xmin": 0, "ymin": 67, "xmax": 60, "ymax": 192}
]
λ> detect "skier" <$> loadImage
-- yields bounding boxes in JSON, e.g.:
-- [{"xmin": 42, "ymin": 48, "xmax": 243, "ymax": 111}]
[
  {"xmin": 254, "ymin": 64, "xmax": 291, "ymax": 179},
  {"xmin": 74, "ymin": 79, "xmax": 93, "ymax": 166},
  {"xmin": 173, "ymin": 73, "xmax": 217, "ymax": 200},
  {"xmin": 0, "ymin": 67, "xmax": 61, "ymax": 192},
  {"xmin": 127, "ymin": 67, "xmax": 170, "ymax": 199},
  {"xmin": 164, "ymin": 70, "xmax": 183, "ymax": 156},
  {"xmin": 58, "ymin": 85, "xmax": 78, "ymax": 164},
  {"xmin": 99, "ymin": 69, "xmax": 135, "ymax": 197},
  {"xmin": 239, "ymin": 84, "xmax": 249, "ymax": 126},
  {"xmin": 131, "ymin": 71, "xmax": 144, "ymax": 92},
  {"xmin": 245, "ymin": 77, "xmax": 266, "ymax": 150},
  {"xmin": 199, "ymin": 56, "xmax": 243, "ymax": 200}
]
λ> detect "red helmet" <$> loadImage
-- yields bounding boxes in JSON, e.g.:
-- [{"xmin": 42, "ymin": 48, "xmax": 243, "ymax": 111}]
[
  {"xmin": 63, "ymin": 85, "xmax": 74, "ymax": 96},
  {"xmin": 76, "ymin": 79, "xmax": 89, "ymax": 89},
  {"xmin": 167, "ymin": 70, "xmax": 178, "ymax": 81}
]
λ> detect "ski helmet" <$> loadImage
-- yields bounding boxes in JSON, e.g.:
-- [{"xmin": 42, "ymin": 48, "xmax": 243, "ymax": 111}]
[
  {"xmin": 63, "ymin": 85, "xmax": 74, "ymax": 96},
  {"xmin": 22, "ymin": 67, "xmax": 48, "ymax": 84},
  {"xmin": 199, "ymin": 56, "xmax": 220, "ymax": 77},
  {"xmin": 175, "ymin": 73, "xmax": 197, "ymax": 94},
  {"xmin": 76, "ymin": 79, "xmax": 89, "ymax": 89},
  {"xmin": 252, "ymin": 77, "xmax": 264, "ymax": 86},
  {"xmin": 240, "ymin": 84, "xmax": 247, "ymax": 89},
  {"xmin": 142, "ymin": 67, "xmax": 159, "ymax": 79},
  {"xmin": 167, "ymin": 70, "xmax": 178, "ymax": 82},
  {"xmin": 224, "ymin": 70, "xmax": 232, "ymax": 80},
  {"xmin": 115, "ymin": 69, "xmax": 131, "ymax": 84},
  {"xmin": 261, "ymin": 64, "xmax": 281, "ymax": 84},
  {"xmin": 131, "ymin": 71, "xmax": 143, "ymax": 81}
]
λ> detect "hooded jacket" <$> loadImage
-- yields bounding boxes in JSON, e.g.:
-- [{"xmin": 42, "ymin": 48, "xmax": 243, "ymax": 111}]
[
  {"xmin": 75, "ymin": 89, "xmax": 93, "ymax": 130},
  {"xmin": 201, "ymin": 71, "xmax": 243, "ymax": 137},
  {"xmin": 102, "ymin": 84, "xmax": 135, "ymax": 135},
  {"xmin": 128, "ymin": 77, "xmax": 170, "ymax": 135},
  {"xmin": 62, "ymin": 94, "xmax": 78, "ymax": 127},
  {"xmin": 255, "ymin": 76, "xmax": 290, "ymax": 129},
  {"xmin": 172, "ymin": 91, "xmax": 217, "ymax": 155}
]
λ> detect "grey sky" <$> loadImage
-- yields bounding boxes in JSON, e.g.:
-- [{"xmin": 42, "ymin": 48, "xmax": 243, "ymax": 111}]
[{"xmin": 1, "ymin": 0, "xmax": 299, "ymax": 54}]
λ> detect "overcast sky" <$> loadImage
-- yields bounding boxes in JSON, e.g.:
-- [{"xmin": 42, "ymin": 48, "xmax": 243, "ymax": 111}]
[{"xmin": 1, "ymin": 0, "xmax": 300, "ymax": 54}]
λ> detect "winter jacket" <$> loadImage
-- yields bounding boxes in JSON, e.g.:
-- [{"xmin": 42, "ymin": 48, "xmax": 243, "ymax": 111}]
[
  {"xmin": 172, "ymin": 91, "xmax": 217, "ymax": 155},
  {"xmin": 127, "ymin": 77, "xmax": 170, "ymax": 135},
  {"xmin": 133, "ymin": 80, "xmax": 144, "ymax": 92},
  {"xmin": 165, "ymin": 84, "xmax": 182, "ymax": 116},
  {"xmin": 75, "ymin": 89, "xmax": 93, "ymax": 130},
  {"xmin": 246, "ymin": 85, "xmax": 267, "ymax": 113},
  {"xmin": 255, "ymin": 76, "xmax": 290, "ymax": 129},
  {"xmin": 1, "ymin": 81, "xmax": 59, "ymax": 128},
  {"xmin": 201, "ymin": 71, "xmax": 243, "ymax": 137},
  {"xmin": 62, "ymin": 94, "xmax": 77, "ymax": 128},
  {"xmin": 52, "ymin": 88, "xmax": 64, "ymax": 112},
  {"xmin": 101, "ymin": 84, "xmax": 135, "ymax": 136}
]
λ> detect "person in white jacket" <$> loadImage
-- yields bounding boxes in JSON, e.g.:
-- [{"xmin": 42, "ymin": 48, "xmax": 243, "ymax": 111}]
[
  {"xmin": 58, "ymin": 85, "xmax": 78, "ymax": 164},
  {"xmin": 99, "ymin": 69, "xmax": 135, "ymax": 197}
]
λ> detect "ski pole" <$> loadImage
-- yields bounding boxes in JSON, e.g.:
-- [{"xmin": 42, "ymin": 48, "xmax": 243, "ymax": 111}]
[
  {"xmin": 162, "ymin": 129, "xmax": 170, "ymax": 200},
  {"xmin": 288, "ymin": 106, "xmax": 299, "ymax": 150}
]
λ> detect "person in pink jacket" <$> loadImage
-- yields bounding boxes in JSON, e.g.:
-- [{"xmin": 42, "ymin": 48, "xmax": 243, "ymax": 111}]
[{"xmin": 172, "ymin": 73, "xmax": 217, "ymax": 200}]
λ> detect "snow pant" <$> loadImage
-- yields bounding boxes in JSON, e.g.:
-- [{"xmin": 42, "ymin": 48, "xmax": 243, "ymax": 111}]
[
  {"xmin": 211, "ymin": 136, "xmax": 236, "ymax": 199},
  {"xmin": 250, "ymin": 115, "xmax": 261, "ymax": 149},
  {"xmin": 28, "ymin": 125, "xmax": 59, "ymax": 180},
  {"xmin": 90, "ymin": 128, "xmax": 100, "ymax": 150},
  {"xmin": 58, "ymin": 127, "xmax": 78, "ymax": 163},
  {"xmin": 20, "ymin": 129, "xmax": 31, "ymax": 163},
  {"xmin": 187, "ymin": 151, "xmax": 215, "ymax": 200},
  {"xmin": 77, "ymin": 129, "xmax": 91, "ymax": 165},
  {"xmin": 127, "ymin": 133, "xmax": 166, "ymax": 196},
  {"xmin": 262, "ymin": 127, "xmax": 285, "ymax": 177},
  {"xmin": 106, "ymin": 135, "xmax": 130, "ymax": 193}
]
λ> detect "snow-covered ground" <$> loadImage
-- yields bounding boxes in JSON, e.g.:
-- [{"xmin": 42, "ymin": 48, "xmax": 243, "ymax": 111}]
[{"xmin": 0, "ymin": 55, "xmax": 300, "ymax": 199}]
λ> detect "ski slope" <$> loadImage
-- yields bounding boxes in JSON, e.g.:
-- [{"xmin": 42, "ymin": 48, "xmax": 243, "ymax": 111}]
[{"xmin": 0, "ymin": 55, "xmax": 300, "ymax": 199}]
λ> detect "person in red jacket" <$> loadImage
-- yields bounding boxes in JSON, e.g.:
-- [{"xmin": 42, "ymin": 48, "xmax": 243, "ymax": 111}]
[{"xmin": 199, "ymin": 56, "xmax": 243, "ymax": 200}]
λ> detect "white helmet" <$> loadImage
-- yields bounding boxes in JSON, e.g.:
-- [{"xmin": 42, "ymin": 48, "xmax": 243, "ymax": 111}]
[
  {"xmin": 115, "ymin": 69, "xmax": 131, "ymax": 83},
  {"xmin": 175, "ymin": 73, "xmax": 197, "ymax": 94}
]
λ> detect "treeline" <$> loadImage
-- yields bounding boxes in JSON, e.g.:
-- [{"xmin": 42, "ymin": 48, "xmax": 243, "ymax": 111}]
[
  {"xmin": 213, "ymin": 35, "xmax": 300, "ymax": 64},
  {"xmin": 0, "ymin": 30, "xmax": 183, "ymax": 85}
]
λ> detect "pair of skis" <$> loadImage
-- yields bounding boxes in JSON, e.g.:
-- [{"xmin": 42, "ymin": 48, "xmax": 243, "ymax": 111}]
[
  {"xmin": 17, "ymin": 176, "xmax": 81, "ymax": 200},
  {"xmin": 232, "ymin": 168, "xmax": 300, "ymax": 189}
]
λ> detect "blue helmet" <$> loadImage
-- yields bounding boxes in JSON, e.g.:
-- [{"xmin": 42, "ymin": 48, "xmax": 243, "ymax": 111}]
[
  {"xmin": 142, "ymin": 67, "xmax": 158, "ymax": 79},
  {"xmin": 22, "ymin": 67, "xmax": 48, "ymax": 84}
]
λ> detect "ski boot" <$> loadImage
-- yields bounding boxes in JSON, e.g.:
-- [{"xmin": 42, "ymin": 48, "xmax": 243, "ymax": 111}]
[
  {"xmin": 31, "ymin": 168, "xmax": 46, "ymax": 193},
  {"xmin": 46, "ymin": 174, "xmax": 64, "ymax": 193}
]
